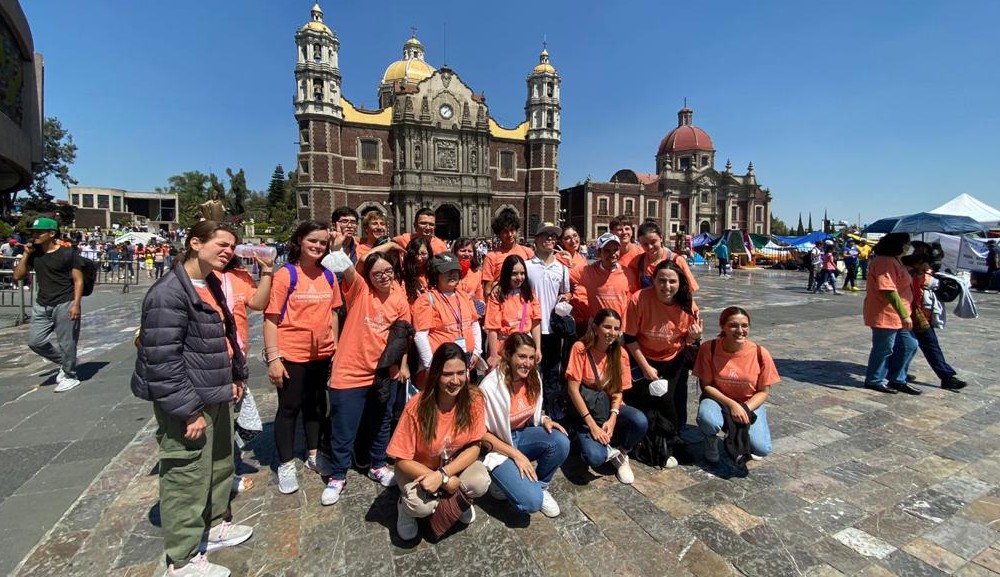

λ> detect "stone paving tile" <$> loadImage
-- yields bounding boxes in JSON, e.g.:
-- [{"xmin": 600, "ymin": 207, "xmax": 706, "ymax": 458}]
[{"xmin": 9, "ymin": 272, "xmax": 1000, "ymax": 576}]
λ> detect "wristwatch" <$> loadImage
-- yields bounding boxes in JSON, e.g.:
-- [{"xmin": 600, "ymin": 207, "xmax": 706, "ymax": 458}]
[{"xmin": 438, "ymin": 467, "xmax": 450, "ymax": 485}]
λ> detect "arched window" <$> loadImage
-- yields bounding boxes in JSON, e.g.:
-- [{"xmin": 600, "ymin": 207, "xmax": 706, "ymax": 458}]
[{"xmin": 313, "ymin": 44, "xmax": 323, "ymax": 62}]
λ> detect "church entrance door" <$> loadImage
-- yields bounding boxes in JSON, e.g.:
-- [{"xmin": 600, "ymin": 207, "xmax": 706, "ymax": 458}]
[
  {"xmin": 435, "ymin": 204, "xmax": 461, "ymax": 240},
  {"xmin": 700, "ymin": 221, "xmax": 712, "ymax": 234}
]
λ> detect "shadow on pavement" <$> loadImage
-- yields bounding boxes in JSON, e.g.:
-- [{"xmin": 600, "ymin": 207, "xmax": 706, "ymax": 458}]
[
  {"xmin": 772, "ymin": 358, "xmax": 867, "ymax": 390},
  {"xmin": 77, "ymin": 361, "xmax": 110, "ymax": 381}
]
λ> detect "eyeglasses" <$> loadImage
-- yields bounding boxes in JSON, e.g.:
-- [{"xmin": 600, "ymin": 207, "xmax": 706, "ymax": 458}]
[
  {"xmin": 371, "ymin": 269, "xmax": 394, "ymax": 280},
  {"xmin": 337, "ymin": 219, "xmax": 358, "ymax": 227}
]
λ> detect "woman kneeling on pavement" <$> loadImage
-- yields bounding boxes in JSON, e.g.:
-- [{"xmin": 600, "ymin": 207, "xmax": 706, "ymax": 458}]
[
  {"xmin": 694, "ymin": 306, "xmax": 780, "ymax": 466},
  {"xmin": 131, "ymin": 221, "xmax": 253, "ymax": 577},
  {"xmin": 565, "ymin": 308, "xmax": 648, "ymax": 484},
  {"xmin": 480, "ymin": 333, "xmax": 570, "ymax": 517},
  {"xmin": 387, "ymin": 343, "xmax": 490, "ymax": 540}
]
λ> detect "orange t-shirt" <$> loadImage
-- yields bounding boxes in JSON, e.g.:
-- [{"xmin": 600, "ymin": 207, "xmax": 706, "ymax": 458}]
[
  {"xmin": 387, "ymin": 393, "xmax": 486, "ymax": 470},
  {"xmin": 393, "ymin": 233, "xmax": 449, "ymax": 255},
  {"xmin": 412, "ymin": 289, "xmax": 480, "ymax": 355},
  {"xmin": 624, "ymin": 288, "xmax": 700, "ymax": 362},
  {"xmin": 627, "ymin": 250, "xmax": 700, "ymax": 293},
  {"xmin": 569, "ymin": 263, "xmax": 634, "ymax": 322},
  {"xmin": 193, "ymin": 282, "xmax": 233, "ymax": 359},
  {"xmin": 330, "ymin": 276, "xmax": 411, "ymax": 390},
  {"xmin": 482, "ymin": 245, "xmax": 536, "ymax": 283},
  {"xmin": 558, "ymin": 252, "xmax": 591, "ymax": 323},
  {"xmin": 484, "ymin": 292, "xmax": 541, "ymax": 340},
  {"xmin": 618, "ymin": 244, "xmax": 642, "ymax": 269},
  {"xmin": 217, "ymin": 269, "xmax": 256, "ymax": 355},
  {"xmin": 356, "ymin": 242, "xmax": 373, "ymax": 262},
  {"xmin": 863, "ymin": 256, "xmax": 912, "ymax": 329},
  {"xmin": 564, "ymin": 340, "xmax": 632, "ymax": 391},
  {"xmin": 264, "ymin": 264, "xmax": 343, "ymax": 362},
  {"xmin": 457, "ymin": 268, "xmax": 484, "ymax": 302},
  {"xmin": 693, "ymin": 340, "xmax": 780, "ymax": 403},
  {"xmin": 556, "ymin": 251, "xmax": 588, "ymax": 272},
  {"xmin": 509, "ymin": 381, "xmax": 535, "ymax": 430}
]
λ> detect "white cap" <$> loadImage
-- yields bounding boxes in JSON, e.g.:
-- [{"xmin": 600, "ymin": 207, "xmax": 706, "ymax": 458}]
[{"xmin": 596, "ymin": 232, "xmax": 621, "ymax": 250}]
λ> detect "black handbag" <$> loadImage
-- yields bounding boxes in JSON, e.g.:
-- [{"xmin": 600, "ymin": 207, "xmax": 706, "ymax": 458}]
[{"xmin": 576, "ymin": 351, "xmax": 611, "ymax": 426}]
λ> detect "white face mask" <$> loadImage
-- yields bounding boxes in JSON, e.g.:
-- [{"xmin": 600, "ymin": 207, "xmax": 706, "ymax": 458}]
[{"xmin": 903, "ymin": 245, "xmax": 914, "ymax": 256}]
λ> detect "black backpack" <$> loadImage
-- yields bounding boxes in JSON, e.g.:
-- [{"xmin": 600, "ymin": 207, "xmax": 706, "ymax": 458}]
[{"xmin": 73, "ymin": 252, "xmax": 98, "ymax": 296}]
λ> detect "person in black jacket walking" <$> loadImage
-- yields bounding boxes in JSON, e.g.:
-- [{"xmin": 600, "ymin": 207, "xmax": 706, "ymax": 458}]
[{"xmin": 131, "ymin": 221, "xmax": 253, "ymax": 577}]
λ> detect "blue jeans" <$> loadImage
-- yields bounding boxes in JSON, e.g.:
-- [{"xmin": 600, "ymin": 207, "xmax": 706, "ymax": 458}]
[
  {"xmin": 328, "ymin": 384, "xmax": 396, "ymax": 480},
  {"xmin": 696, "ymin": 399, "xmax": 772, "ymax": 457},
  {"xmin": 489, "ymin": 426, "xmax": 570, "ymax": 513},
  {"xmin": 865, "ymin": 327, "xmax": 918, "ymax": 386},
  {"xmin": 913, "ymin": 326, "xmax": 957, "ymax": 382},
  {"xmin": 576, "ymin": 405, "xmax": 648, "ymax": 468}
]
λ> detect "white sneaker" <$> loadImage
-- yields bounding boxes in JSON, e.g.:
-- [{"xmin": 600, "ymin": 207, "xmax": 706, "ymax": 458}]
[
  {"xmin": 540, "ymin": 490, "xmax": 560, "ymax": 518},
  {"xmin": 750, "ymin": 454, "xmax": 764, "ymax": 461},
  {"xmin": 604, "ymin": 446, "xmax": 622, "ymax": 464},
  {"xmin": 610, "ymin": 451, "xmax": 635, "ymax": 484},
  {"xmin": 205, "ymin": 521, "xmax": 253, "ymax": 552},
  {"xmin": 277, "ymin": 461, "xmax": 299, "ymax": 494},
  {"xmin": 305, "ymin": 453, "xmax": 333, "ymax": 476},
  {"xmin": 704, "ymin": 436, "xmax": 720, "ymax": 463},
  {"xmin": 396, "ymin": 500, "xmax": 418, "ymax": 540},
  {"xmin": 164, "ymin": 553, "xmax": 230, "ymax": 577},
  {"xmin": 664, "ymin": 456, "xmax": 679, "ymax": 469},
  {"xmin": 54, "ymin": 377, "xmax": 82, "ymax": 393},
  {"xmin": 367, "ymin": 465, "xmax": 395, "ymax": 488},
  {"xmin": 57, "ymin": 369, "xmax": 67, "ymax": 382},
  {"xmin": 489, "ymin": 482, "xmax": 508, "ymax": 501},
  {"xmin": 459, "ymin": 503, "xmax": 476, "ymax": 524},
  {"xmin": 321, "ymin": 479, "xmax": 345, "ymax": 506}
]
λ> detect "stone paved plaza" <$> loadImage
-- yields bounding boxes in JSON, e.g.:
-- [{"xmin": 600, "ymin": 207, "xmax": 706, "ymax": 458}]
[{"xmin": 7, "ymin": 268, "xmax": 1000, "ymax": 577}]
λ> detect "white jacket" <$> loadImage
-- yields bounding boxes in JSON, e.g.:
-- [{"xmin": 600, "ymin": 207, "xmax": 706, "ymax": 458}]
[{"xmin": 478, "ymin": 367, "xmax": 544, "ymax": 471}]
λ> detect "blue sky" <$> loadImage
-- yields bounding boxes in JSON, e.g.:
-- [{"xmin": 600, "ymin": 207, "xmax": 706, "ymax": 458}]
[{"xmin": 22, "ymin": 0, "xmax": 1000, "ymax": 227}]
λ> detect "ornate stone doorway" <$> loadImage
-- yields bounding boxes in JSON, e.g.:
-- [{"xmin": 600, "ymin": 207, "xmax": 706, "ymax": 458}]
[
  {"xmin": 435, "ymin": 204, "xmax": 461, "ymax": 240},
  {"xmin": 700, "ymin": 220, "xmax": 712, "ymax": 234}
]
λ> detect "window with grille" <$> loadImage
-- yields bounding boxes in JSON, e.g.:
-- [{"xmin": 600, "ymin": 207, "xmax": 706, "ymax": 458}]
[
  {"xmin": 360, "ymin": 139, "xmax": 379, "ymax": 172},
  {"xmin": 624, "ymin": 199, "xmax": 634, "ymax": 215},
  {"xmin": 670, "ymin": 202, "xmax": 679, "ymax": 219},
  {"xmin": 499, "ymin": 151, "xmax": 515, "ymax": 180},
  {"xmin": 598, "ymin": 198, "xmax": 609, "ymax": 215},
  {"xmin": 647, "ymin": 200, "xmax": 657, "ymax": 217}
]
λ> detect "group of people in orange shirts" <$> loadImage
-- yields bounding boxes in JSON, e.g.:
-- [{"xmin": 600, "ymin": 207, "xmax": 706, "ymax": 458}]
[{"xmin": 132, "ymin": 209, "xmax": 782, "ymax": 573}]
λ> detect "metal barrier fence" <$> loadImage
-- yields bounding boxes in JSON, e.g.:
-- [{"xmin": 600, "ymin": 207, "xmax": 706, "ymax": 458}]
[{"xmin": 0, "ymin": 269, "xmax": 33, "ymax": 325}]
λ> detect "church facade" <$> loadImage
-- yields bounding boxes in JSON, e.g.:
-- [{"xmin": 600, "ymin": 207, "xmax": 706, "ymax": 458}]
[
  {"xmin": 560, "ymin": 106, "xmax": 772, "ymax": 242},
  {"xmin": 293, "ymin": 4, "xmax": 561, "ymax": 239}
]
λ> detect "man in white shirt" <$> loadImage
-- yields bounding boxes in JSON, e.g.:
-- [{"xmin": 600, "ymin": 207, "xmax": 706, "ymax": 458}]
[{"xmin": 525, "ymin": 223, "xmax": 571, "ymax": 419}]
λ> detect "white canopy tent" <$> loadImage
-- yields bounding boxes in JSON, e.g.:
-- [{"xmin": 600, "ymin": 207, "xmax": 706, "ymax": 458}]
[
  {"xmin": 930, "ymin": 194, "xmax": 1000, "ymax": 228},
  {"xmin": 114, "ymin": 232, "xmax": 164, "ymax": 246}
]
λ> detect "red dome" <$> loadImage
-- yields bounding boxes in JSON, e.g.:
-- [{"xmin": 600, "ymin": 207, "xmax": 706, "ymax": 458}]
[{"xmin": 657, "ymin": 125, "xmax": 714, "ymax": 156}]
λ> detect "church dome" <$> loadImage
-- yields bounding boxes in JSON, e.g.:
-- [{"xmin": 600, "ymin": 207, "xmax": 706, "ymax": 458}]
[
  {"xmin": 656, "ymin": 107, "xmax": 714, "ymax": 156},
  {"xmin": 382, "ymin": 58, "xmax": 436, "ymax": 85},
  {"xmin": 533, "ymin": 48, "xmax": 556, "ymax": 74},
  {"xmin": 301, "ymin": 3, "xmax": 332, "ymax": 35},
  {"xmin": 382, "ymin": 33, "xmax": 436, "ymax": 85}
]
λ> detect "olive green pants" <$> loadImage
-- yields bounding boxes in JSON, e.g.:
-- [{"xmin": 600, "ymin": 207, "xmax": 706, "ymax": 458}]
[{"xmin": 154, "ymin": 402, "xmax": 234, "ymax": 567}]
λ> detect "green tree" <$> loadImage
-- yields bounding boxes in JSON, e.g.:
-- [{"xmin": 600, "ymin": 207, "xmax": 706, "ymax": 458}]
[
  {"xmin": 226, "ymin": 167, "xmax": 248, "ymax": 216},
  {"xmin": 266, "ymin": 164, "xmax": 286, "ymax": 215},
  {"xmin": 162, "ymin": 171, "xmax": 212, "ymax": 228},
  {"xmin": 770, "ymin": 214, "xmax": 789, "ymax": 236},
  {"xmin": 807, "ymin": 213, "xmax": 814, "ymax": 232},
  {"xmin": 20, "ymin": 117, "xmax": 78, "ymax": 214},
  {"xmin": 796, "ymin": 213, "xmax": 805, "ymax": 236}
]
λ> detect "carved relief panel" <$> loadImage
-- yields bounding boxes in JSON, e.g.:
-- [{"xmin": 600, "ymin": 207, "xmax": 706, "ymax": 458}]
[{"xmin": 435, "ymin": 140, "xmax": 458, "ymax": 171}]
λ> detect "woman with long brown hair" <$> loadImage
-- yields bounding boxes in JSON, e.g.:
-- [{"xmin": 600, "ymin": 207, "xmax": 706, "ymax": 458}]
[
  {"xmin": 387, "ymin": 343, "xmax": 490, "ymax": 540},
  {"xmin": 565, "ymin": 308, "xmax": 648, "ymax": 484},
  {"xmin": 480, "ymin": 333, "xmax": 569, "ymax": 517}
]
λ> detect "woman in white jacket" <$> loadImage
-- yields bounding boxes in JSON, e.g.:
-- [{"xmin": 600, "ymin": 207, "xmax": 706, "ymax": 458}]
[{"xmin": 480, "ymin": 333, "xmax": 570, "ymax": 517}]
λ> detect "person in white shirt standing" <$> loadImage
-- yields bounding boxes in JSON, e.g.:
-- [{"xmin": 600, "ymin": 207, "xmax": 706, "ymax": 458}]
[{"xmin": 525, "ymin": 223, "xmax": 571, "ymax": 419}]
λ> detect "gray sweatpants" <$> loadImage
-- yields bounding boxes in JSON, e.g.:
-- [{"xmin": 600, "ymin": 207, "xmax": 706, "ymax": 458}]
[{"xmin": 28, "ymin": 301, "xmax": 80, "ymax": 379}]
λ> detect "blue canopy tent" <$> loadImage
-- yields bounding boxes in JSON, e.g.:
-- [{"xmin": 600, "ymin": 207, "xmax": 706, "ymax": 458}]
[
  {"xmin": 690, "ymin": 232, "xmax": 719, "ymax": 249},
  {"xmin": 863, "ymin": 217, "xmax": 901, "ymax": 235},
  {"xmin": 772, "ymin": 231, "xmax": 832, "ymax": 249}
]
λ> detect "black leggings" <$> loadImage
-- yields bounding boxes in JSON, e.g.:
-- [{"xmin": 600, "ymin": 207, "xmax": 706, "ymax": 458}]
[{"xmin": 274, "ymin": 358, "xmax": 331, "ymax": 464}]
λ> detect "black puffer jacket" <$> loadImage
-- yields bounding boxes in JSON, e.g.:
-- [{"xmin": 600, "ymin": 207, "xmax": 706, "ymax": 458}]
[{"xmin": 131, "ymin": 264, "xmax": 249, "ymax": 419}]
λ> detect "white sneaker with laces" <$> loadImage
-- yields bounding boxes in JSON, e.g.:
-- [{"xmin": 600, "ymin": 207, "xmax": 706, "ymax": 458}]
[
  {"xmin": 367, "ymin": 465, "xmax": 395, "ymax": 488},
  {"xmin": 540, "ymin": 490, "xmax": 560, "ymax": 518},
  {"xmin": 277, "ymin": 461, "xmax": 299, "ymax": 494},
  {"xmin": 610, "ymin": 451, "xmax": 635, "ymax": 484},
  {"xmin": 54, "ymin": 377, "xmax": 81, "ymax": 393},
  {"xmin": 704, "ymin": 436, "xmax": 720, "ymax": 463},
  {"xmin": 396, "ymin": 500, "xmax": 418, "ymax": 540},
  {"xmin": 164, "ymin": 553, "xmax": 230, "ymax": 577},
  {"xmin": 205, "ymin": 521, "xmax": 253, "ymax": 552},
  {"xmin": 459, "ymin": 503, "xmax": 476, "ymax": 524},
  {"xmin": 321, "ymin": 479, "xmax": 345, "ymax": 506}
]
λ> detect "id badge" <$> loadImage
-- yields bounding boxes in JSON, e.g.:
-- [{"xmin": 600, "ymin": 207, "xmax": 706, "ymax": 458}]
[{"xmin": 455, "ymin": 336, "xmax": 467, "ymax": 351}]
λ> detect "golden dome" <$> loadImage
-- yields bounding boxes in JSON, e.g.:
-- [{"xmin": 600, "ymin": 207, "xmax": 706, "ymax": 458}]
[
  {"xmin": 382, "ymin": 58, "xmax": 436, "ymax": 85},
  {"xmin": 532, "ymin": 48, "xmax": 556, "ymax": 74},
  {"xmin": 302, "ymin": 20, "xmax": 332, "ymax": 34}
]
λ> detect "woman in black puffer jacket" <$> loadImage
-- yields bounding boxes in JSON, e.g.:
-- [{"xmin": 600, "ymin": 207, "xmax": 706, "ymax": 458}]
[{"xmin": 131, "ymin": 221, "xmax": 253, "ymax": 575}]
